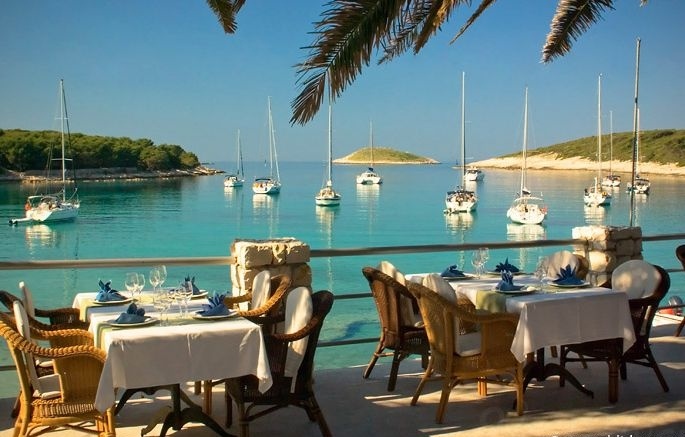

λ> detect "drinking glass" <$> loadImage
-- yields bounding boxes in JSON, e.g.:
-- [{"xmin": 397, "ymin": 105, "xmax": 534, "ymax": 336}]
[
  {"xmin": 136, "ymin": 273, "xmax": 146, "ymax": 301},
  {"xmin": 156, "ymin": 265, "xmax": 167, "ymax": 290},
  {"xmin": 124, "ymin": 272, "xmax": 138, "ymax": 300},
  {"xmin": 478, "ymin": 247, "xmax": 490, "ymax": 273},
  {"xmin": 149, "ymin": 268, "xmax": 161, "ymax": 292},
  {"xmin": 153, "ymin": 289, "xmax": 172, "ymax": 325},
  {"xmin": 534, "ymin": 256, "xmax": 548, "ymax": 292},
  {"xmin": 471, "ymin": 250, "xmax": 483, "ymax": 279}
]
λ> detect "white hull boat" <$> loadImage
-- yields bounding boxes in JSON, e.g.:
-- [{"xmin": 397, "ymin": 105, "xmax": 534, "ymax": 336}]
[
  {"xmin": 584, "ymin": 75, "xmax": 611, "ymax": 207},
  {"xmin": 356, "ymin": 121, "xmax": 382, "ymax": 185},
  {"xmin": 315, "ymin": 94, "xmax": 341, "ymax": 206},
  {"xmin": 253, "ymin": 97, "xmax": 282, "ymax": 195},
  {"xmin": 224, "ymin": 129, "xmax": 244, "ymax": 188}
]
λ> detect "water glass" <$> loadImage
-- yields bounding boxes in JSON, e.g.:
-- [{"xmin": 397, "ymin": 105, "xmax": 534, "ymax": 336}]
[
  {"xmin": 478, "ymin": 247, "xmax": 490, "ymax": 273},
  {"xmin": 534, "ymin": 256, "xmax": 548, "ymax": 292},
  {"xmin": 149, "ymin": 268, "xmax": 161, "ymax": 292},
  {"xmin": 471, "ymin": 250, "xmax": 483, "ymax": 278},
  {"xmin": 135, "ymin": 273, "xmax": 146, "ymax": 301},
  {"xmin": 153, "ymin": 289, "xmax": 172, "ymax": 325},
  {"xmin": 124, "ymin": 272, "xmax": 138, "ymax": 300}
]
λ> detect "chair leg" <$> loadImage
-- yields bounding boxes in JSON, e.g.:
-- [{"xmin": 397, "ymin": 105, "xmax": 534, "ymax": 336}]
[
  {"xmin": 224, "ymin": 383, "xmax": 233, "ymax": 428},
  {"xmin": 302, "ymin": 394, "xmax": 332, "ymax": 437},
  {"xmin": 411, "ymin": 359, "xmax": 433, "ymax": 406},
  {"xmin": 194, "ymin": 380, "xmax": 201, "ymax": 395},
  {"xmin": 363, "ymin": 341, "xmax": 384, "ymax": 379},
  {"xmin": 435, "ymin": 377, "xmax": 453, "ymax": 424},
  {"xmin": 387, "ymin": 350, "xmax": 402, "ymax": 391},
  {"xmin": 514, "ymin": 365, "xmax": 524, "ymax": 416},
  {"xmin": 645, "ymin": 349, "xmax": 670, "ymax": 392},
  {"xmin": 203, "ymin": 380, "xmax": 213, "ymax": 414},
  {"xmin": 608, "ymin": 358, "xmax": 620, "ymax": 403},
  {"xmin": 675, "ymin": 317, "xmax": 685, "ymax": 337}
]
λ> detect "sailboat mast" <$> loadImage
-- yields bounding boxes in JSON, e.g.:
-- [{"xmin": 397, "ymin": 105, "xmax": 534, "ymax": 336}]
[
  {"xmin": 327, "ymin": 93, "xmax": 333, "ymax": 184},
  {"xmin": 59, "ymin": 79, "xmax": 68, "ymax": 201},
  {"xmin": 460, "ymin": 71, "xmax": 466, "ymax": 184},
  {"xmin": 521, "ymin": 87, "xmax": 528, "ymax": 194},
  {"xmin": 597, "ymin": 74, "xmax": 603, "ymax": 186},
  {"xmin": 236, "ymin": 129, "xmax": 243, "ymax": 177},
  {"xmin": 369, "ymin": 121, "xmax": 374, "ymax": 167},
  {"xmin": 609, "ymin": 110, "xmax": 613, "ymax": 175},
  {"xmin": 267, "ymin": 97, "xmax": 274, "ymax": 177},
  {"xmin": 630, "ymin": 38, "xmax": 641, "ymax": 226}
]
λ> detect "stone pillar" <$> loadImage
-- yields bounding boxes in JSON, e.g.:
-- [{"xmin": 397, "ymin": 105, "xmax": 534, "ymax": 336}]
[
  {"xmin": 571, "ymin": 225, "xmax": 643, "ymax": 286},
  {"xmin": 230, "ymin": 237, "xmax": 311, "ymax": 296}
]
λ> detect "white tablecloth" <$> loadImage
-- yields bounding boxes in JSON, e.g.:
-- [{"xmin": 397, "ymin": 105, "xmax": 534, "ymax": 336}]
[
  {"xmin": 76, "ymin": 295, "xmax": 273, "ymax": 413},
  {"xmin": 407, "ymin": 274, "xmax": 636, "ymax": 362}
]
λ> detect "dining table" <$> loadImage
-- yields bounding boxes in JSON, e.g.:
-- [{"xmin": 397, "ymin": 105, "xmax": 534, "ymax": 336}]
[
  {"xmin": 407, "ymin": 272, "xmax": 636, "ymax": 399},
  {"xmin": 73, "ymin": 291, "xmax": 273, "ymax": 437}
]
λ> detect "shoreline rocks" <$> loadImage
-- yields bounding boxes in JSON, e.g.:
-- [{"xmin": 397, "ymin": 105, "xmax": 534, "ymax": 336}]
[{"xmin": 0, "ymin": 166, "xmax": 224, "ymax": 182}]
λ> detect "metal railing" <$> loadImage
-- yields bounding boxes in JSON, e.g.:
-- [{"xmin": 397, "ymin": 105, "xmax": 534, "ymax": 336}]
[{"xmin": 1, "ymin": 232, "xmax": 684, "ymax": 373}]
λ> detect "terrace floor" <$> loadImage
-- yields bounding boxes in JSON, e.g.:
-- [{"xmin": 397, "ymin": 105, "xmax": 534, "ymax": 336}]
[{"xmin": 2, "ymin": 315, "xmax": 685, "ymax": 437}]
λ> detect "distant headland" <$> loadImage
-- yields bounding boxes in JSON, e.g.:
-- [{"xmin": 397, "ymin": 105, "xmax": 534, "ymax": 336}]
[{"xmin": 334, "ymin": 147, "xmax": 439, "ymax": 164}]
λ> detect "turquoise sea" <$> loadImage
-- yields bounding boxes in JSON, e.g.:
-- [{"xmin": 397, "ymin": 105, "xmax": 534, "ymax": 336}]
[{"xmin": 1, "ymin": 161, "xmax": 684, "ymax": 368}]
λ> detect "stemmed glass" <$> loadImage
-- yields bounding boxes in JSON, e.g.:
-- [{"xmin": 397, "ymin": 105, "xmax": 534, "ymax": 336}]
[
  {"xmin": 153, "ymin": 288, "xmax": 172, "ymax": 325},
  {"xmin": 478, "ymin": 247, "xmax": 490, "ymax": 274},
  {"xmin": 534, "ymin": 256, "xmax": 548, "ymax": 292},
  {"xmin": 471, "ymin": 250, "xmax": 484, "ymax": 279},
  {"xmin": 155, "ymin": 265, "xmax": 167, "ymax": 290},
  {"xmin": 149, "ymin": 268, "xmax": 161, "ymax": 293},
  {"xmin": 135, "ymin": 273, "xmax": 146, "ymax": 301},
  {"xmin": 124, "ymin": 272, "xmax": 138, "ymax": 301}
]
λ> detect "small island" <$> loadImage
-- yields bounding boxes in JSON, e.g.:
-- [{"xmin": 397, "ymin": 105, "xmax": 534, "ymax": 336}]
[{"xmin": 334, "ymin": 147, "xmax": 439, "ymax": 164}]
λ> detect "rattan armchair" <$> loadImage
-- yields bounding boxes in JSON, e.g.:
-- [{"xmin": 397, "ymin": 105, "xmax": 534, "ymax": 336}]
[
  {"xmin": 560, "ymin": 261, "xmax": 671, "ymax": 403},
  {"xmin": 674, "ymin": 245, "xmax": 685, "ymax": 337},
  {"xmin": 199, "ymin": 273, "xmax": 293, "ymax": 414},
  {"xmin": 224, "ymin": 289, "xmax": 334, "ymax": 437},
  {"xmin": 0, "ymin": 314, "xmax": 115, "ymax": 437},
  {"xmin": 361, "ymin": 267, "xmax": 429, "ymax": 391},
  {"xmin": 406, "ymin": 281, "xmax": 524, "ymax": 422},
  {"xmin": 0, "ymin": 289, "xmax": 88, "ymax": 330}
]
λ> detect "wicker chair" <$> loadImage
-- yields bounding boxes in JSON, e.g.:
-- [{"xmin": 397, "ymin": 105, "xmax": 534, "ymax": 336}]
[
  {"xmin": 406, "ymin": 281, "xmax": 524, "ymax": 422},
  {"xmin": 224, "ymin": 289, "xmax": 334, "ymax": 437},
  {"xmin": 199, "ymin": 273, "xmax": 293, "ymax": 413},
  {"xmin": 560, "ymin": 260, "xmax": 671, "ymax": 403},
  {"xmin": 0, "ymin": 288, "xmax": 88, "ymax": 330},
  {"xmin": 361, "ymin": 266, "xmax": 429, "ymax": 391},
  {"xmin": 0, "ymin": 311, "xmax": 115, "ymax": 437},
  {"xmin": 674, "ymin": 245, "xmax": 685, "ymax": 337}
]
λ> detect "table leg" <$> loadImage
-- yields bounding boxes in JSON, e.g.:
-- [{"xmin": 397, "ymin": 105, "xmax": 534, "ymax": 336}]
[
  {"xmin": 523, "ymin": 348, "xmax": 594, "ymax": 398},
  {"xmin": 158, "ymin": 384, "xmax": 234, "ymax": 437}
]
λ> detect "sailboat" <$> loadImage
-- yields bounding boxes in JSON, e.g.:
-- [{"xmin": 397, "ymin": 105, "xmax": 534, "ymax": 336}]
[
  {"xmin": 315, "ymin": 93, "xmax": 341, "ymax": 206},
  {"xmin": 355, "ymin": 121, "xmax": 382, "ymax": 185},
  {"xmin": 253, "ymin": 97, "xmax": 281, "ymax": 195},
  {"xmin": 584, "ymin": 74, "xmax": 611, "ymax": 207},
  {"xmin": 463, "ymin": 166, "xmax": 484, "ymax": 182},
  {"xmin": 626, "ymin": 108, "xmax": 650, "ymax": 194},
  {"xmin": 601, "ymin": 110, "xmax": 621, "ymax": 188},
  {"xmin": 444, "ymin": 72, "xmax": 477, "ymax": 214},
  {"xmin": 506, "ymin": 87, "xmax": 547, "ymax": 225},
  {"xmin": 224, "ymin": 129, "xmax": 244, "ymax": 188},
  {"xmin": 10, "ymin": 79, "xmax": 80, "ymax": 225}
]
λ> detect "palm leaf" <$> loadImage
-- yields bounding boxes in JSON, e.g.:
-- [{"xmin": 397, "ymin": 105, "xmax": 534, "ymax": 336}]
[
  {"xmin": 541, "ymin": 0, "xmax": 615, "ymax": 63},
  {"xmin": 206, "ymin": 0, "xmax": 246, "ymax": 34},
  {"xmin": 449, "ymin": 0, "xmax": 497, "ymax": 44}
]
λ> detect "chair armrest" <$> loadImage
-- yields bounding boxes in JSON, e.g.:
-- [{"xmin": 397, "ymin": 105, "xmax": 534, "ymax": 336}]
[
  {"xmin": 224, "ymin": 292, "xmax": 252, "ymax": 308},
  {"xmin": 237, "ymin": 276, "xmax": 290, "ymax": 318},
  {"xmin": 34, "ymin": 306, "xmax": 82, "ymax": 325},
  {"xmin": 32, "ymin": 327, "xmax": 94, "ymax": 347}
]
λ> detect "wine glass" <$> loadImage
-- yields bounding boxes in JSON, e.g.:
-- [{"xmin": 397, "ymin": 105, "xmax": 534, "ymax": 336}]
[
  {"xmin": 156, "ymin": 265, "xmax": 167, "ymax": 290},
  {"xmin": 135, "ymin": 273, "xmax": 146, "ymax": 301},
  {"xmin": 149, "ymin": 268, "xmax": 161, "ymax": 293},
  {"xmin": 153, "ymin": 289, "xmax": 172, "ymax": 325},
  {"xmin": 478, "ymin": 247, "xmax": 490, "ymax": 274},
  {"xmin": 534, "ymin": 256, "xmax": 548, "ymax": 292},
  {"xmin": 124, "ymin": 272, "xmax": 138, "ymax": 300},
  {"xmin": 471, "ymin": 250, "xmax": 483, "ymax": 279}
]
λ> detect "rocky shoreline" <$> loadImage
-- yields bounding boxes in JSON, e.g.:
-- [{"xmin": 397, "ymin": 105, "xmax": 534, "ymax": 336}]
[{"xmin": 0, "ymin": 166, "xmax": 224, "ymax": 182}]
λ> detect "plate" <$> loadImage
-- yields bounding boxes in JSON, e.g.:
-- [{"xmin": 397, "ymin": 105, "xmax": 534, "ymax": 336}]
[
  {"xmin": 549, "ymin": 281, "xmax": 590, "ymax": 288},
  {"xmin": 487, "ymin": 270, "xmax": 525, "ymax": 276},
  {"xmin": 496, "ymin": 286, "xmax": 539, "ymax": 295},
  {"xmin": 190, "ymin": 290, "xmax": 208, "ymax": 299},
  {"xmin": 92, "ymin": 297, "xmax": 133, "ymax": 306},
  {"xmin": 192, "ymin": 309, "xmax": 237, "ymax": 320},
  {"xmin": 441, "ymin": 274, "xmax": 474, "ymax": 282},
  {"xmin": 107, "ymin": 316, "xmax": 158, "ymax": 328}
]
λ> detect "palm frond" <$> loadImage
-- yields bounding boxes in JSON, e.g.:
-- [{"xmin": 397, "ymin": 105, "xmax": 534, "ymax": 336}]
[
  {"xmin": 206, "ymin": 0, "xmax": 246, "ymax": 34},
  {"xmin": 291, "ymin": 0, "xmax": 407, "ymax": 125},
  {"xmin": 379, "ymin": 2, "xmax": 431, "ymax": 63},
  {"xmin": 413, "ymin": 0, "xmax": 466, "ymax": 53},
  {"xmin": 542, "ymin": 0, "xmax": 615, "ymax": 63},
  {"xmin": 449, "ymin": 0, "xmax": 498, "ymax": 44}
]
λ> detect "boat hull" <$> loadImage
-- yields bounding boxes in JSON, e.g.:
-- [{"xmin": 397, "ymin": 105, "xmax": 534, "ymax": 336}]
[
  {"xmin": 224, "ymin": 175, "xmax": 244, "ymax": 188},
  {"xmin": 506, "ymin": 195, "xmax": 547, "ymax": 225},
  {"xmin": 253, "ymin": 178, "xmax": 281, "ymax": 195},
  {"xmin": 444, "ymin": 190, "xmax": 477, "ymax": 213},
  {"xmin": 25, "ymin": 203, "xmax": 79, "ymax": 224},
  {"xmin": 463, "ymin": 168, "xmax": 484, "ymax": 182},
  {"xmin": 356, "ymin": 171, "xmax": 382, "ymax": 185}
]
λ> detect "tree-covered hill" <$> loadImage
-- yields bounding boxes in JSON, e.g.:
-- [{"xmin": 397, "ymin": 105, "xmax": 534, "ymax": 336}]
[
  {"xmin": 0, "ymin": 129, "xmax": 199, "ymax": 172},
  {"xmin": 335, "ymin": 146, "xmax": 438, "ymax": 164}
]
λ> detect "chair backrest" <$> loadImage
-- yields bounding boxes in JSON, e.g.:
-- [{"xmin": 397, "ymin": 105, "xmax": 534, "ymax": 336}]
[
  {"xmin": 0, "ymin": 312, "xmax": 36, "ymax": 410},
  {"xmin": 293, "ymin": 290, "xmax": 334, "ymax": 393},
  {"xmin": 362, "ymin": 267, "xmax": 418, "ymax": 334},
  {"xmin": 11, "ymin": 301, "xmax": 44, "ymax": 393},
  {"xmin": 283, "ymin": 286, "xmax": 313, "ymax": 379},
  {"xmin": 422, "ymin": 273, "xmax": 457, "ymax": 304},
  {"xmin": 676, "ymin": 245, "xmax": 685, "ymax": 269},
  {"xmin": 0, "ymin": 290, "xmax": 23, "ymax": 313},
  {"xmin": 375, "ymin": 261, "xmax": 420, "ymax": 326},
  {"xmin": 19, "ymin": 281, "xmax": 36, "ymax": 318},
  {"xmin": 251, "ymin": 270, "xmax": 272, "ymax": 310},
  {"xmin": 543, "ymin": 250, "xmax": 582, "ymax": 279},
  {"xmin": 377, "ymin": 260, "xmax": 406, "ymax": 285},
  {"xmin": 612, "ymin": 260, "xmax": 663, "ymax": 299}
]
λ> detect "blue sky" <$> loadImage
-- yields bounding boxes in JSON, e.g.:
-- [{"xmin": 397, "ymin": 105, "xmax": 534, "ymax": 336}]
[{"xmin": 1, "ymin": 1, "xmax": 684, "ymax": 164}]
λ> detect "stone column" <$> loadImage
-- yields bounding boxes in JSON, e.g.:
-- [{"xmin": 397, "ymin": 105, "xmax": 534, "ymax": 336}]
[
  {"xmin": 571, "ymin": 225, "xmax": 643, "ymax": 286},
  {"xmin": 230, "ymin": 237, "xmax": 311, "ymax": 296}
]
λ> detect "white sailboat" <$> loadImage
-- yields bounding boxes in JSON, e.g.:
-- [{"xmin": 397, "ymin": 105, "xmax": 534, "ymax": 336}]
[
  {"xmin": 626, "ymin": 108, "xmax": 650, "ymax": 194},
  {"xmin": 584, "ymin": 74, "xmax": 611, "ymax": 207},
  {"xmin": 315, "ymin": 93, "xmax": 341, "ymax": 206},
  {"xmin": 253, "ymin": 97, "xmax": 281, "ymax": 195},
  {"xmin": 463, "ymin": 166, "xmax": 484, "ymax": 182},
  {"xmin": 224, "ymin": 129, "xmax": 244, "ymax": 188},
  {"xmin": 355, "ymin": 121, "xmax": 382, "ymax": 185},
  {"xmin": 601, "ymin": 110, "xmax": 621, "ymax": 188},
  {"xmin": 506, "ymin": 87, "xmax": 547, "ymax": 225},
  {"xmin": 445, "ymin": 72, "xmax": 477, "ymax": 214},
  {"xmin": 10, "ymin": 79, "xmax": 80, "ymax": 225}
]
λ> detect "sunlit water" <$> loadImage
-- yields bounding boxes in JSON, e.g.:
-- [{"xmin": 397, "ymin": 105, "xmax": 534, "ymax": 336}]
[{"xmin": 1, "ymin": 162, "xmax": 683, "ymax": 369}]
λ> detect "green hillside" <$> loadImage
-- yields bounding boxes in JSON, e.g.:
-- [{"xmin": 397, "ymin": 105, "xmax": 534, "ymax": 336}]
[
  {"xmin": 522, "ymin": 129, "xmax": 685, "ymax": 166},
  {"xmin": 336, "ymin": 146, "xmax": 437, "ymax": 163}
]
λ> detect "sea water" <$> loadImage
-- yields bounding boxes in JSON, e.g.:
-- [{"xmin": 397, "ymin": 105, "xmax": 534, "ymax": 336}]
[{"xmin": 1, "ymin": 161, "xmax": 684, "ymax": 369}]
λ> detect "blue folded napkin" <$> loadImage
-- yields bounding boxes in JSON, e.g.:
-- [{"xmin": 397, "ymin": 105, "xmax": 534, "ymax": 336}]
[
  {"xmin": 553, "ymin": 264, "xmax": 583, "ymax": 285},
  {"xmin": 441, "ymin": 265, "xmax": 465, "ymax": 278},
  {"xmin": 495, "ymin": 270, "xmax": 523, "ymax": 291},
  {"xmin": 495, "ymin": 257, "xmax": 520, "ymax": 273},
  {"xmin": 95, "ymin": 280, "xmax": 126, "ymax": 302},
  {"xmin": 198, "ymin": 293, "xmax": 229, "ymax": 317},
  {"xmin": 184, "ymin": 275, "xmax": 202, "ymax": 295},
  {"xmin": 114, "ymin": 303, "xmax": 147, "ymax": 324}
]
